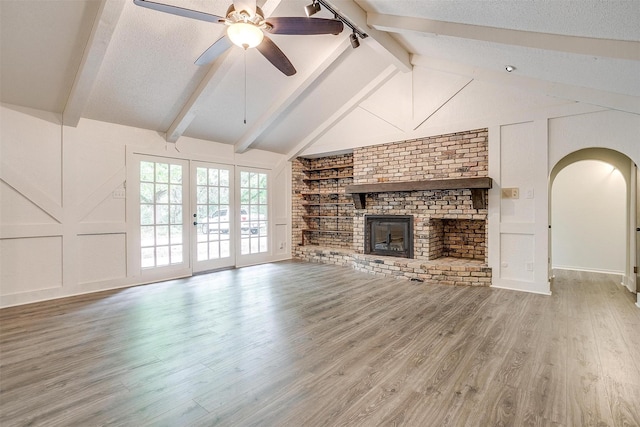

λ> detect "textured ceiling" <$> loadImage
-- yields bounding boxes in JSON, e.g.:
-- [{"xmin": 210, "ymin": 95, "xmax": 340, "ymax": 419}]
[
  {"xmin": 0, "ymin": 0, "xmax": 101, "ymax": 112},
  {"xmin": 359, "ymin": 0, "xmax": 640, "ymax": 41},
  {"xmin": 1, "ymin": 0, "xmax": 638, "ymax": 156}
]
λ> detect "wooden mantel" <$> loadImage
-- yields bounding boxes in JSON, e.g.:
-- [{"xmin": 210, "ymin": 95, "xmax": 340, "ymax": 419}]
[{"xmin": 345, "ymin": 177, "xmax": 493, "ymax": 209}]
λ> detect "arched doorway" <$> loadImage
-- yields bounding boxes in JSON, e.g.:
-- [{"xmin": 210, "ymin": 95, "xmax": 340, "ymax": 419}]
[
  {"xmin": 549, "ymin": 148, "xmax": 637, "ymax": 298},
  {"xmin": 553, "ymin": 160, "xmax": 626, "ymax": 273}
]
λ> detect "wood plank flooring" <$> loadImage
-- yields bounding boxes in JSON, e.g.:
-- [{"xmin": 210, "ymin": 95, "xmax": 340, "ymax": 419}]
[{"xmin": 1, "ymin": 262, "xmax": 639, "ymax": 426}]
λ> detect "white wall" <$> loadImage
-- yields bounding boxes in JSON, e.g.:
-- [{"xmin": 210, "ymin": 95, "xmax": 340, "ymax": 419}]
[
  {"xmin": 303, "ymin": 67, "xmax": 640, "ymax": 295},
  {"xmin": 549, "ymin": 113, "xmax": 640, "ymax": 293},
  {"xmin": 0, "ymin": 103, "xmax": 292, "ymax": 308},
  {"xmin": 548, "ymin": 110, "xmax": 640, "ymax": 168},
  {"xmin": 488, "ymin": 120, "xmax": 550, "ymax": 294},
  {"xmin": 3, "ymin": 68, "xmax": 639, "ymax": 304},
  {"xmin": 552, "ymin": 160, "xmax": 626, "ymax": 274}
]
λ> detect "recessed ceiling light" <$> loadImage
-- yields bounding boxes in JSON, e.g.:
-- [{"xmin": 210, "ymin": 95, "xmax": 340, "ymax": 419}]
[{"xmin": 505, "ymin": 65, "xmax": 516, "ymax": 72}]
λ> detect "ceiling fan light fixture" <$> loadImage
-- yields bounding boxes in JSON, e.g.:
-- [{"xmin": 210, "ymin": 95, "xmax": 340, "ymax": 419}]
[
  {"xmin": 227, "ymin": 22, "xmax": 264, "ymax": 49},
  {"xmin": 304, "ymin": 1, "xmax": 321, "ymax": 17}
]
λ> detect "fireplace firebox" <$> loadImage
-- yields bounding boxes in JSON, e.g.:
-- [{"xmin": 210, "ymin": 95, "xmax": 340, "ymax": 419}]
[{"xmin": 365, "ymin": 215, "xmax": 414, "ymax": 258}]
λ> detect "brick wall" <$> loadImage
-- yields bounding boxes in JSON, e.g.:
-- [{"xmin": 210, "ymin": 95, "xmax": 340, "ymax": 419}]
[
  {"xmin": 353, "ymin": 129, "xmax": 488, "ymax": 184},
  {"xmin": 440, "ymin": 218, "xmax": 486, "ymax": 260},
  {"xmin": 351, "ymin": 188, "xmax": 487, "ymax": 261},
  {"xmin": 292, "ymin": 128, "xmax": 491, "ymax": 286},
  {"xmin": 292, "ymin": 157, "xmax": 308, "ymax": 249},
  {"xmin": 350, "ymin": 128, "xmax": 489, "ymax": 262},
  {"xmin": 292, "ymin": 154, "xmax": 354, "ymax": 251}
]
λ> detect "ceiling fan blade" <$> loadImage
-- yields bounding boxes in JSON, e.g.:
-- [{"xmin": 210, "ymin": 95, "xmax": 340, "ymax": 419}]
[
  {"xmin": 195, "ymin": 36, "xmax": 233, "ymax": 66},
  {"xmin": 133, "ymin": 0, "xmax": 225, "ymax": 23},
  {"xmin": 266, "ymin": 17, "xmax": 344, "ymax": 35},
  {"xmin": 232, "ymin": 0, "xmax": 256, "ymax": 17},
  {"xmin": 256, "ymin": 35, "xmax": 296, "ymax": 76}
]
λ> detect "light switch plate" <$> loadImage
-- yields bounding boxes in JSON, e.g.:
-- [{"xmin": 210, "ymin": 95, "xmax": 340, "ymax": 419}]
[{"xmin": 501, "ymin": 188, "xmax": 519, "ymax": 199}]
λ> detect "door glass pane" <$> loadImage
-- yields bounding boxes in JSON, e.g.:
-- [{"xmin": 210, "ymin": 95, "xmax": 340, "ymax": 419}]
[
  {"xmin": 140, "ymin": 162, "xmax": 155, "ymax": 182},
  {"xmin": 196, "ymin": 166, "xmax": 232, "ymax": 262},
  {"xmin": 170, "ymin": 165, "xmax": 182, "ymax": 183},
  {"xmin": 156, "ymin": 163, "xmax": 169, "ymax": 183},
  {"xmin": 139, "ymin": 160, "xmax": 184, "ymax": 269},
  {"xmin": 240, "ymin": 170, "xmax": 268, "ymax": 255}
]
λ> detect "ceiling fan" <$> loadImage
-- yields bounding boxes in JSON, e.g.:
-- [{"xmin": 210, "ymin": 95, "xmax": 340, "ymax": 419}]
[{"xmin": 133, "ymin": 0, "xmax": 344, "ymax": 76}]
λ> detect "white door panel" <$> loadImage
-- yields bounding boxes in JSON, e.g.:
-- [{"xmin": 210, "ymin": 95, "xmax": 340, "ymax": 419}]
[
  {"xmin": 192, "ymin": 162, "xmax": 235, "ymax": 272},
  {"xmin": 133, "ymin": 155, "xmax": 190, "ymax": 277}
]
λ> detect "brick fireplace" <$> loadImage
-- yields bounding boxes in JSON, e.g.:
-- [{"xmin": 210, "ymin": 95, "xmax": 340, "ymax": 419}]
[
  {"xmin": 292, "ymin": 128, "xmax": 492, "ymax": 286},
  {"xmin": 365, "ymin": 215, "xmax": 414, "ymax": 258}
]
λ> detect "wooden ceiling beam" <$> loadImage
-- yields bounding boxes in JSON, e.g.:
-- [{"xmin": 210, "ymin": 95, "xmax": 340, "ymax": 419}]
[
  {"xmin": 165, "ymin": 50, "xmax": 236, "ymax": 143},
  {"xmin": 63, "ymin": 0, "xmax": 126, "ymax": 127},
  {"xmin": 286, "ymin": 64, "xmax": 398, "ymax": 161},
  {"xmin": 166, "ymin": 0, "xmax": 283, "ymax": 143},
  {"xmin": 368, "ymin": 12, "xmax": 640, "ymax": 61},
  {"xmin": 331, "ymin": 0, "xmax": 412, "ymax": 73}
]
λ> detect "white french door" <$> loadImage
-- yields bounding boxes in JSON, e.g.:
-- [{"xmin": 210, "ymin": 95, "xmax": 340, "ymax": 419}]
[
  {"xmin": 236, "ymin": 167, "xmax": 270, "ymax": 266},
  {"xmin": 132, "ymin": 157, "xmax": 270, "ymax": 276},
  {"xmin": 192, "ymin": 162, "xmax": 235, "ymax": 272},
  {"xmin": 134, "ymin": 155, "xmax": 190, "ymax": 277}
]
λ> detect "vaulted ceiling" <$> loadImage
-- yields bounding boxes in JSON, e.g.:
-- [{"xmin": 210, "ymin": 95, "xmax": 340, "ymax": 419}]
[{"xmin": 1, "ymin": 0, "xmax": 638, "ymax": 158}]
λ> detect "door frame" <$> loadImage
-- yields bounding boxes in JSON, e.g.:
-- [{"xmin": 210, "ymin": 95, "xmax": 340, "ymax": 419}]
[
  {"xmin": 634, "ymin": 164, "xmax": 639, "ymax": 307},
  {"xmin": 126, "ymin": 146, "xmax": 282, "ymax": 280}
]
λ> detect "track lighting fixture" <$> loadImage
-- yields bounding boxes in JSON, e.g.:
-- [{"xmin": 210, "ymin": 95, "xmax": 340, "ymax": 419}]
[
  {"xmin": 303, "ymin": 0, "xmax": 368, "ymax": 48},
  {"xmin": 349, "ymin": 31, "xmax": 359, "ymax": 48},
  {"xmin": 304, "ymin": 1, "xmax": 321, "ymax": 17}
]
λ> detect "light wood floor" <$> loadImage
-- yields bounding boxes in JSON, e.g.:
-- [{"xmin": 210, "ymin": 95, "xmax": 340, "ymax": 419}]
[{"xmin": 1, "ymin": 261, "xmax": 639, "ymax": 426}]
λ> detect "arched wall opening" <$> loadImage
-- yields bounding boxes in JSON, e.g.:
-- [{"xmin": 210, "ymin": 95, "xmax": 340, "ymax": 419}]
[
  {"xmin": 552, "ymin": 160, "xmax": 626, "ymax": 273},
  {"xmin": 549, "ymin": 148, "xmax": 636, "ymax": 294}
]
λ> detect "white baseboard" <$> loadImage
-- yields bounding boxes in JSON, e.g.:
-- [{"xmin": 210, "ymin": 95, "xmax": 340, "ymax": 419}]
[
  {"xmin": 491, "ymin": 283, "xmax": 552, "ymax": 296},
  {"xmin": 552, "ymin": 266, "xmax": 625, "ymax": 276}
]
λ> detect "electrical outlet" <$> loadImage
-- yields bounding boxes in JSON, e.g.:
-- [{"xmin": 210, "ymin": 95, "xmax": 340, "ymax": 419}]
[
  {"xmin": 526, "ymin": 262, "xmax": 534, "ymax": 271},
  {"xmin": 526, "ymin": 189, "xmax": 534, "ymax": 199}
]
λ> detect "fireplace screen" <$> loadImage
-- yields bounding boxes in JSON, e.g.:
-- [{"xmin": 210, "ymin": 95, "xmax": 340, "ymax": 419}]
[{"xmin": 365, "ymin": 215, "xmax": 414, "ymax": 258}]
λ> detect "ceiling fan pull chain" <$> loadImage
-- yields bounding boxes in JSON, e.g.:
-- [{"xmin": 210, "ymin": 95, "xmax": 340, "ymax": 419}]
[{"xmin": 244, "ymin": 49, "xmax": 247, "ymax": 125}]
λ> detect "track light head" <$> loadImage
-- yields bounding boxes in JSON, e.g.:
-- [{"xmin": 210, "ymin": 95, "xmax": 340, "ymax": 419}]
[
  {"xmin": 307, "ymin": 0, "xmax": 369, "ymax": 45},
  {"xmin": 304, "ymin": 1, "xmax": 321, "ymax": 17},
  {"xmin": 349, "ymin": 32, "xmax": 360, "ymax": 48}
]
